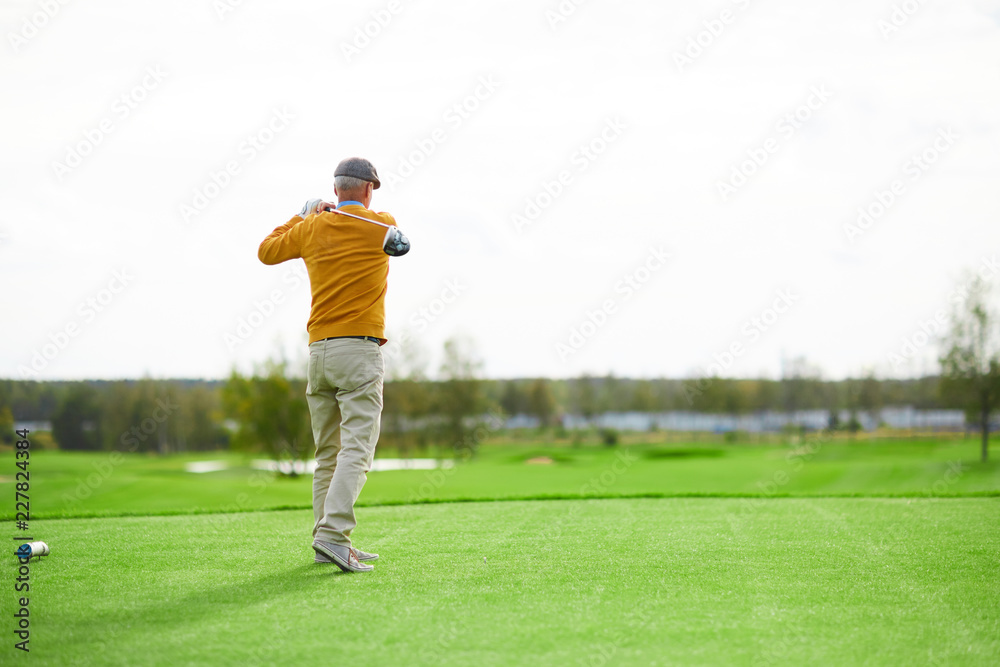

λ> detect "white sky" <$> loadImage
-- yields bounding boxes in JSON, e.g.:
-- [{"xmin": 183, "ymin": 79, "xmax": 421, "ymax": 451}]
[{"xmin": 2, "ymin": 0, "xmax": 999, "ymax": 382}]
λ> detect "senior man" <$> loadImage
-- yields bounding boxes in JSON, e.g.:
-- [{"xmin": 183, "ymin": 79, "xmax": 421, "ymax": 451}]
[{"xmin": 257, "ymin": 157, "xmax": 408, "ymax": 573}]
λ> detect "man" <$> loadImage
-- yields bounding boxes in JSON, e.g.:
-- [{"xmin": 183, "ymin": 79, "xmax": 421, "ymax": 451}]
[{"xmin": 257, "ymin": 157, "xmax": 406, "ymax": 573}]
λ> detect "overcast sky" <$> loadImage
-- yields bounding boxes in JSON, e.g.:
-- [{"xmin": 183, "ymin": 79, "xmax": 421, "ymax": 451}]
[{"xmin": 2, "ymin": 0, "xmax": 999, "ymax": 382}]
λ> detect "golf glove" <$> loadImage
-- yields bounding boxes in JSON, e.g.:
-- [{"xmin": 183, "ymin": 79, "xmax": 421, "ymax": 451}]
[{"xmin": 298, "ymin": 198, "xmax": 325, "ymax": 219}]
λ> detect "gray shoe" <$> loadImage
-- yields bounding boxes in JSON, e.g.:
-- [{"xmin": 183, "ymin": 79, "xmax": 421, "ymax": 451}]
[
  {"xmin": 314, "ymin": 547, "xmax": 378, "ymax": 564},
  {"xmin": 312, "ymin": 540, "xmax": 374, "ymax": 573}
]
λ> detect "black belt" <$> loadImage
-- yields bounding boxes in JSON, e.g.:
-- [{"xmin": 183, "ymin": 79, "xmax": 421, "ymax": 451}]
[{"xmin": 321, "ymin": 336, "xmax": 380, "ymax": 344}]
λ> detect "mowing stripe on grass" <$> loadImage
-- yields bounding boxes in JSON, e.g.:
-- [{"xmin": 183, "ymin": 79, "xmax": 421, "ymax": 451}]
[{"xmin": 22, "ymin": 489, "xmax": 1000, "ymax": 521}]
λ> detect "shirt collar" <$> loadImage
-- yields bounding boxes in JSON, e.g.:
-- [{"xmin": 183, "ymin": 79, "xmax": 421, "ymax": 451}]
[{"xmin": 337, "ymin": 200, "xmax": 365, "ymax": 209}]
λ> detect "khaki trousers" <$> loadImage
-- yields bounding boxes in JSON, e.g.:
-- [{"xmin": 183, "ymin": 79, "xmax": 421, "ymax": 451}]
[{"xmin": 306, "ymin": 337, "xmax": 384, "ymax": 546}]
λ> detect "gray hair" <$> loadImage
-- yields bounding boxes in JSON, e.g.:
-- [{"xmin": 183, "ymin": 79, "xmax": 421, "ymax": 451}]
[{"xmin": 334, "ymin": 175, "xmax": 369, "ymax": 193}]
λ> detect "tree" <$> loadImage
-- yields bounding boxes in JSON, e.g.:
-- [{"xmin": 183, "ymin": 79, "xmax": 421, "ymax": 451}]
[
  {"xmin": 499, "ymin": 381, "xmax": 530, "ymax": 417},
  {"xmin": 857, "ymin": 371, "xmax": 883, "ymax": 429},
  {"xmin": 527, "ymin": 378, "xmax": 557, "ymax": 428},
  {"xmin": 940, "ymin": 276, "xmax": 1000, "ymax": 462},
  {"xmin": 0, "ymin": 405, "xmax": 14, "ymax": 445},
  {"xmin": 598, "ymin": 374, "xmax": 623, "ymax": 413},
  {"xmin": 722, "ymin": 380, "xmax": 749, "ymax": 415},
  {"xmin": 52, "ymin": 383, "xmax": 102, "ymax": 450},
  {"xmin": 383, "ymin": 335, "xmax": 432, "ymax": 455},
  {"xmin": 689, "ymin": 376, "xmax": 727, "ymax": 413},
  {"xmin": 781, "ymin": 356, "xmax": 824, "ymax": 413},
  {"xmin": 571, "ymin": 374, "xmax": 598, "ymax": 423},
  {"xmin": 101, "ymin": 378, "xmax": 170, "ymax": 453},
  {"xmin": 750, "ymin": 380, "xmax": 780, "ymax": 413},
  {"xmin": 436, "ymin": 337, "xmax": 487, "ymax": 454},
  {"xmin": 222, "ymin": 359, "xmax": 312, "ymax": 473},
  {"xmin": 177, "ymin": 384, "xmax": 228, "ymax": 451}
]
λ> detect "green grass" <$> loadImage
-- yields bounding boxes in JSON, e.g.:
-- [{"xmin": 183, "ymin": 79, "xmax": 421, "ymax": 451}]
[
  {"xmin": 7, "ymin": 438, "xmax": 999, "ymax": 520},
  {"xmin": 4, "ymin": 439, "xmax": 998, "ymax": 664},
  {"xmin": 11, "ymin": 498, "xmax": 999, "ymax": 666}
]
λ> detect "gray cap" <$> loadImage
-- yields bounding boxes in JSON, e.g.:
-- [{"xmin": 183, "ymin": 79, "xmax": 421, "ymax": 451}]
[{"xmin": 334, "ymin": 157, "xmax": 381, "ymax": 190}]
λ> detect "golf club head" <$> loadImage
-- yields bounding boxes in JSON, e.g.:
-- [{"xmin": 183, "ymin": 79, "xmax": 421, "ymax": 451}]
[{"xmin": 382, "ymin": 227, "xmax": 410, "ymax": 256}]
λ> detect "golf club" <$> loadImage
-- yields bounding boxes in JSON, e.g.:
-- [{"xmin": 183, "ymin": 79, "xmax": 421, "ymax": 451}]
[{"xmin": 322, "ymin": 205, "xmax": 411, "ymax": 257}]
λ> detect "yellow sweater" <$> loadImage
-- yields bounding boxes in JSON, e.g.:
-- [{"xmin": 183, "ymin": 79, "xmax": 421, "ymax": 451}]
[{"xmin": 258, "ymin": 205, "xmax": 396, "ymax": 344}]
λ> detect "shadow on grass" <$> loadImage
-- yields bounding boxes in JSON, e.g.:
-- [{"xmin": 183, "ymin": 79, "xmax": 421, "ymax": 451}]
[
  {"xmin": 52, "ymin": 560, "xmax": 360, "ymax": 651},
  {"xmin": 642, "ymin": 447, "xmax": 726, "ymax": 459}
]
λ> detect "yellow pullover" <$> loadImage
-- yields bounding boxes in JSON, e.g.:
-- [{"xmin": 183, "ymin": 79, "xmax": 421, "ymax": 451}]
[{"xmin": 258, "ymin": 204, "xmax": 396, "ymax": 344}]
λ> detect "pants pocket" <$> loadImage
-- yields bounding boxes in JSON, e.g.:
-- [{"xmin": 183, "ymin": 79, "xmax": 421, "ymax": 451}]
[{"xmin": 306, "ymin": 346, "xmax": 322, "ymax": 394}]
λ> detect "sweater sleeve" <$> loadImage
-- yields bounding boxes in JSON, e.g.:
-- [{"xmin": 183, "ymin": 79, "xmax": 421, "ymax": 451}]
[{"xmin": 258, "ymin": 216, "xmax": 306, "ymax": 265}]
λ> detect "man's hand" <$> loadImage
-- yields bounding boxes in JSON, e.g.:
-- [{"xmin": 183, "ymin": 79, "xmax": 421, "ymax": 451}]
[{"xmin": 298, "ymin": 198, "xmax": 333, "ymax": 219}]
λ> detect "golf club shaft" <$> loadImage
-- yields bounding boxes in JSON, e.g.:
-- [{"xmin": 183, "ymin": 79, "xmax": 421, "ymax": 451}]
[
  {"xmin": 321, "ymin": 203, "xmax": 410, "ymax": 257},
  {"xmin": 325, "ymin": 207, "xmax": 393, "ymax": 229}
]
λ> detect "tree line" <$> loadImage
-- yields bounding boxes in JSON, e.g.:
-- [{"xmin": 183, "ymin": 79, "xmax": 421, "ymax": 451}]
[
  {"xmin": 1, "ymin": 273, "xmax": 997, "ymax": 462},
  {"xmin": 0, "ymin": 371, "xmax": 971, "ymax": 449}
]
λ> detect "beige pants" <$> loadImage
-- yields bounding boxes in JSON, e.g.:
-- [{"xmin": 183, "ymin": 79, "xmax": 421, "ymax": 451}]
[{"xmin": 306, "ymin": 337, "xmax": 384, "ymax": 547}]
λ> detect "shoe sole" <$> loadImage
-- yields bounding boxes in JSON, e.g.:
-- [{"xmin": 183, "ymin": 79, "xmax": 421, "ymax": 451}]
[
  {"xmin": 316, "ymin": 553, "xmax": 378, "ymax": 563},
  {"xmin": 312, "ymin": 543, "xmax": 373, "ymax": 573}
]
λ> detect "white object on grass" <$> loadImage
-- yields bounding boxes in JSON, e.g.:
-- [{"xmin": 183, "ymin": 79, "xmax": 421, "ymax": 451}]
[
  {"xmin": 250, "ymin": 458, "xmax": 454, "ymax": 474},
  {"xmin": 184, "ymin": 461, "xmax": 229, "ymax": 474},
  {"xmin": 17, "ymin": 541, "xmax": 49, "ymax": 559}
]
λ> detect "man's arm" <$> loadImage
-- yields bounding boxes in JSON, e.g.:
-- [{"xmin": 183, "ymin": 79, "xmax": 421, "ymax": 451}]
[
  {"xmin": 258, "ymin": 199, "xmax": 334, "ymax": 265},
  {"xmin": 258, "ymin": 216, "xmax": 306, "ymax": 265}
]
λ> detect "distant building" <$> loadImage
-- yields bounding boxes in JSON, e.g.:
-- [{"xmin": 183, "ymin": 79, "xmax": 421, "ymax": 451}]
[
  {"xmin": 519, "ymin": 407, "xmax": 970, "ymax": 433},
  {"xmin": 13, "ymin": 421, "xmax": 52, "ymax": 433}
]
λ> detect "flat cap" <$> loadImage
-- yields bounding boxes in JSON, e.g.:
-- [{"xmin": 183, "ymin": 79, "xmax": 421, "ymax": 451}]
[{"xmin": 335, "ymin": 157, "xmax": 381, "ymax": 190}]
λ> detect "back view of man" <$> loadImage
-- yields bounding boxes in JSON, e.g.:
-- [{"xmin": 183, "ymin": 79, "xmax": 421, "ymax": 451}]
[{"xmin": 257, "ymin": 157, "xmax": 406, "ymax": 573}]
